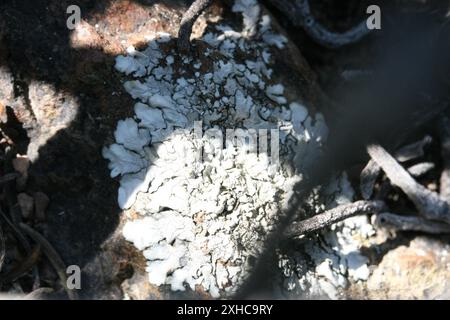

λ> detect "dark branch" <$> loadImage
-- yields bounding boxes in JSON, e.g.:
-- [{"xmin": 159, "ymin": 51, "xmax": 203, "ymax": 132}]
[
  {"xmin": 0, "ymin": 245, "xmax": 40, "ymax": 284},
  {"xmin": 0, "ymin": 207, "xmax": 40, "ymax": 289},
  {"xmin": 407, "ymin": 162, "xmax": 434, "ymax": 177},
  {"xmin": 376, "ymin": 212, "xmax": 450, "ymax": 234},
  {"xmin": 360, "ymin": 136, "xmax": 433, "ymax": 199},
  {"xmin": 19, "ymin": 223, "xmax": 78, "ymax": 300},
  {"xmin": 360, "ymin": 160, "xmax": 381, "ymax": 200},
  {"xmin": 286, "ymin": 200, "xmax": 385, "ymax": 237},
  {"xmin": 268, "ymin": 0, "xmax": 371, "ymax": 49},
  {"xmin": 367, "ymin": 144, "xmax": 450, "ymax": 224},
  {"xmin": 394, "ymin": 135, "xmax": 432, "ymax": 162},
  {"xmin": 177, "ymin": 0, "xmax": 213, "ymax": 53}
]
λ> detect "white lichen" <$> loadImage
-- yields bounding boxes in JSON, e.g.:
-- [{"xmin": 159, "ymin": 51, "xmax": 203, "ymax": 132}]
[
  {"xmin": 278, "ymin": 174, "xmax": 376, "ymax": 299},
  {"xmin": 103, "ymin": 0, "xmax": 346, "ymax": 298}
]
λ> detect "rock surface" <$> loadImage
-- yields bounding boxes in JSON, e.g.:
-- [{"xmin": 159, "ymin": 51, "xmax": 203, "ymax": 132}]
[
  {"xmin": 2, "ymin": 0, "xmax": 446, "ymax": 300},
  {"xmin": 104, "ymin": 0, "xmax": 330, "ymax": 298},
  {"xmin": 367, "ymin": 237, "xmax": 450, "ymax": 299},
  {"xmin": 0, "ymin": 0, "xmax": 324, "ymax": 299}
]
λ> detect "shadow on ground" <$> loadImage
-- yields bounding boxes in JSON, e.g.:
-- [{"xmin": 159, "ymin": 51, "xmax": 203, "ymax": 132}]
[{"xmin": 0, "ymin": 0, "xmax": 190, "ymax": 299}]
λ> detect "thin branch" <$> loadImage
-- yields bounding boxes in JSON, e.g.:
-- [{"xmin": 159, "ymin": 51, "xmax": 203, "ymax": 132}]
[
  {"xmin": 0, "ymin": 208, "xmax": 31, "ymax": 256},
  {"xmin": 360, "ymin": 136, "xmax": 433, "ymax": 199},
  {"xmin": 177, "ymin": 0, "xmax": 213, "ymax": 53},
  {"xmin": 367, "ymin": 144, "xmax": 450, "ymax": 223},
  {"xmin": 286, "ymin": 200, "xmax": 385, "ymax": 237},
  {"xmin": 394, "ymin": 135, "xmax": 432, "ymax": 162},
  {"xmin": 268, "ymin": 0, "xmax": 371, "ymax": 49},
  {"xmin": 360, "ymin": 160, "xmax": 381, "ymax": 200},
  {"xmin": 0, "ymin": 207, "xmax": 41, "ymax": 289},
  {"xmin": 19, "ymin": 223, "xmax": 78, "ymax": 300},
  {"xmin": 376, "ymin": 212, "xmax": 450, "ymax": 234},
  {"xmin": 407, "ymin": 162, "xmax": 435, "ymax": 177},
  {"xmin": 0, "ymin": 245, "xmax": 40, "ymax": 284}
]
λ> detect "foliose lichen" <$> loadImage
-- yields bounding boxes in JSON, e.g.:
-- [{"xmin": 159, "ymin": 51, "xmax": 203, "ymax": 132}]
[{"xmin": 104, "ymin": 0, "xmax": 336, "ymax": 298}]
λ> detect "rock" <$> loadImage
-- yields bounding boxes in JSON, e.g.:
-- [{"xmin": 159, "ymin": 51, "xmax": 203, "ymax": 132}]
[
  {"xmin": 33, "ymin": 192, "xmax": 50, "ymax": 221},
  {"xmin": 0, "ymin": 66, "xmax": 32, "ymax": 142},
  {"xmin": 70, "ymin": 21, "xmax": 105, "ymax": 50},
  {"xmin": 12, "ymin": 154, "xmax": 30, "ymax": 190},
  {"xmin": 0, "ymin": 66, "xmax": 15, "ymax": 114},
  {"xmin": 81, "ymin": 251, "xmax": 123, "ymax": 300},
  {"xmin": 85, "ymin": 0, "xmax": 217, "ymax": 55},
  {"xmin": 0, "ymin": 0, "xmax": 326, "ymax": 299},
  {"xmin": 0, "ymin": 66, "xmax": 79, "ymax": 162},
  {"xmin": 25, "ymin": 81, "xmax": 79, "ymax": 161},
  {"xmin": 12, "ymin": 154, "xmax": 30, "ymax": 174},
  {"xmin": 121, "ymin": 271, "xmax": 162, "ymax": 300},
  {"xmin": 17, "ymin": 193, "xmax": 34, "ymax": 220},
  {"xmin": 367, "ymin": 237, "xmax": 450, "ymax": 299},
  {"xmin": 105, "ymin": 0, "xmax": 329, "ymax": 298}
]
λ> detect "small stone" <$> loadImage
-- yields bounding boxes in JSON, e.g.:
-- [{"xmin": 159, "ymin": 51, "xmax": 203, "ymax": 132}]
[
  {"xmin": 34, "ymin": 192, "xmax": 50, "ymax": 221},
  {"xmin": 12, "ymin": 155, "xmax": 30, "ymax": 190},
  {"xmin": 12, "ymin": 154, "xmax": 30, "ymax": 175},
  {"xmin": 17, "ymin": 193, "xmax": 34, "ymax": 219},
  {"xmin": 122, "ymin": 271, "xmax": 162, "ymax": 300}
]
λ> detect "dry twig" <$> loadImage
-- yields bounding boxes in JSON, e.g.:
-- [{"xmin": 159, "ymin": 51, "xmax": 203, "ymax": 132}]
[
  {"xmin": 376, "ymin": 212, "xmax": 450, "ymax": 234},
  {"xmin": 0, "ymin": 245, "xmax": 40, "ymax": 284},
  {"xmin": 407, "ymin": 162, "xmax": 435, "ymax": 177},
  {"xmin": 178, "ymin": 0, "xmax": 213, "ymax": 53},
  {"xmin": 0, "ymin": 208, "xmax": 31, "ymax": 258},
  {"xmin": 287, "ymin": 200, "xmax": 385, "ymax": 237},
  {"xmin": 268, "ymin": 0, "xmax": 371, "ymax": 48},
  {"xmin": 394, "ymin": 135, "xmax": 432, "ymax": 162},
  {"xmin": 360, "ymin": 136, "xmax": 433, "ymax": 199},
  {"xmin": 19, "ymin": 223, "xmax": 78, "ymax": 300},
  {"xmin": 0, "ymin": 208, "xmax": 41, "ymax": 289},
  {"xmin": 360, "ymin": 160, "xmax": 381, "ymax": 200},
  {"xmin": 367, "ymin": 144, "xmax": 450, "ymax": 224}
]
